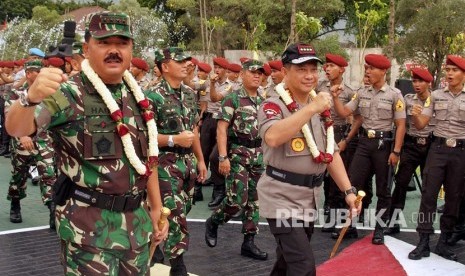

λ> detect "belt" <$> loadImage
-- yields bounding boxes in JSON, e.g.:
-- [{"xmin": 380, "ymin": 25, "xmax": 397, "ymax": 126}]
[
  {"xmin": 159, "ymin": 146, "xmax": 193, "ymax": 155},
  {"xmin": 405, "ymin": 134, "xmax": 431, "ymax": 146},
  {"xmin": 230, "ymin": 137, "xmax": 262, "ymax": 148},
  {"xmin": 266, "ymin": 165, "xmax": 323, "ymax": 188},
  {"xmin": 69, "ymin": 182, "xmax": 146, "ymax": 212},
  {"xmin": 433, "ymin": 136, "xmax": 465, "ymax": 148},
  {"xmin": 360, "ymin": 128, "xmax": 392, "ymax": 139}
]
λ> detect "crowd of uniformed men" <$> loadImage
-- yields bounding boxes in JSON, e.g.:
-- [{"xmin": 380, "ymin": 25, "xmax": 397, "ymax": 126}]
[{"xmin": 1, "ymin": 10, "xmax": 465, "ymax": 276}]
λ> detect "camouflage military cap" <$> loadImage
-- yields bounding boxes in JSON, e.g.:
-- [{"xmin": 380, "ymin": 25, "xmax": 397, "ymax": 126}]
[
  {"xmin": 242, "ymin": 59, "xmax": 265, "ymax": 73},
  {"xmin": 86, "ymin": 11, "xmax": 133, "ymax": 39},
  {"xmin": 154, "ymin": 47, "xmax": 191, "ymax": 63},
  {"xmin": 24, "ymin": 60, "xmax": 43, "ymax": 71}
]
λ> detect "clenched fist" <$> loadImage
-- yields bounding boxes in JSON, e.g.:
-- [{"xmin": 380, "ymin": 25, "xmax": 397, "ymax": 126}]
[
  {"xmin": 311, "ymin": 91, "xmax": 332, "ymax": 114},
  {"xmin": 27, "ymin": 68, "xmax": 68, "ymax": 103},
  {"xmin": 411, "ymin": 104, "xmax": 423, "ymax": 116}
]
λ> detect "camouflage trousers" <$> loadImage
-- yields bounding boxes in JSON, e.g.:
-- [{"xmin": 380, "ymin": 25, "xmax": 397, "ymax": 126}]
[
  {"xmin": 211, "ymin": 147, "xmax": 264, "ymax": 234},
  {"xmin": 158, "ymin": 152, "xmax": 197, "ymax": 260},
  {"xmin": 60, "ymin": 240, "xmax": 150, "ymax": 276},
  {"xmin": 35, "ymin": 132, "xmax": 57, "ymax": 204},
  {"xmin": 7, "ymin": 135, "xmax": 56, "ymax": 204},
  {"xmin": 7, "ymin": 139, "xmax": 38, "ymax": 201}
]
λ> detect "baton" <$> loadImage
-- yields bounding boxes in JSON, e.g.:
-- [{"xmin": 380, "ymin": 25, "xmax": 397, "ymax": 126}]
[
  {"xmin": 329, "ymin": 191, "xmax": 365, "ymax": 259},
  {"xmin": 149, "ymin": 207, "xmax": 171, "ymax": 260}
]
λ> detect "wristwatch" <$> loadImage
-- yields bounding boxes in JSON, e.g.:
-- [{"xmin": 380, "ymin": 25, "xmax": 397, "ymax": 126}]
[
  {"xmin": 344, "ymin": 186, "xmax": 357, "ymax": 196},
  {"xmin": 18, "ymin": 92, "xmax": 41, "ymax": 107},
  {"xmin": 392, "ymin": 150, "xmax": 401, "ymax": 157},
  {"xmin": 218, "ymin": 155, "xmax": 228, "ymax": 162},
  {"xmin": 168, "ymin": 135, "xmax": 175, "ymax": 147}
]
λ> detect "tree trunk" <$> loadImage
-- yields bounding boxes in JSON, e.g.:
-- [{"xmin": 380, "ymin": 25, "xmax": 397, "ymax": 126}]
[
  {"xmin": 289, "ymin": 0, "xmax": 297, "ymax": 45},
  {"xmin": 199, "ymin": 0, "xmax": 206, "ymax": 58},
  {"xmin": 387, "ymin": 0, "xmax": 395, "ymax": 84}
]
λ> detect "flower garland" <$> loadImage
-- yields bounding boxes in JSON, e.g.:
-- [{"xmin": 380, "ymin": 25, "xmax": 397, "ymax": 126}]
[
  {"xmin": 81, "ymin": 59, "xmax": 159, "ymax": 176},
  {"xmin": 275, "ymin": 83, "xmax": 334, "ymax": 163}
]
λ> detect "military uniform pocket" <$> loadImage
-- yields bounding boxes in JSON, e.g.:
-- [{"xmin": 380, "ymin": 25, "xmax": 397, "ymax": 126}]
[
  {"xmin": 83, "ymin": 116, "xmax": 122, "ymax": 160},
  {"xmin": 378, "ymin": 102, "xmax": 393, "ymax": 119},
  {"xmin": 434, "ymin": 103, "xmax": 448, "ymax": 121}
]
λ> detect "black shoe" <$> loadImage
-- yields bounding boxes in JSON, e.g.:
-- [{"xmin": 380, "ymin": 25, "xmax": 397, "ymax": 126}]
[
  {"xmin": 47, "ymin": 201, "xmax": 56, "ymax": 230},
  {"xmin": 437, "ymin": 204, "xmax": 445, "ymax": 214},
  {"xmin": 447, "ymin": 229, "xmax": 465, "ymax": 246},
  {"xmin": 372, "ymin": 227, "xmax": 384, "ymax": 245},
  {"xmin": 10, "ymin": 200, "xmax": 22, "ymax": 223},
  {"xmin": 169, "ymin": 254, "xmax": 188, "ymax": 276},
  {"xmin": 435, "ymin": 233, "xmax": 458, "ymax": 261},
  {"xmin": 208, "ymin": 192, "xmax": 225, "ymax": 209},
  {"xmin": 3, "ymin": 151, "xmax": 10, "ymax": 158},
  {"xmin": 331, "ymin": 226, "xmax": 358, "ymax": 239},
  {"xmin": 193, "ymin": 185, "xmax": 203, "ymax": 203},
  {"xmin": 241, "ymin": 234, "xmax": 268, "ymax": 260},
  {"xmin": 205, "ymin": 217, "xmax": 218, "ymax": 247},
  {"xmin": 384, "ymin": 224, "xmax": 400, "ymax": 235},
  {"xmin": 408, "ymin": 233, "xmax": 430, "ymax": 260}
]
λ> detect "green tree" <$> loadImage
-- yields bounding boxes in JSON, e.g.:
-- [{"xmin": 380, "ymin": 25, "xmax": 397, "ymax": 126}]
[
  {"xmin": 109, "ymin": 0, "xmax": 169, "ymax": 56},
  {"xmin": 31, "ymin": 6, "xmax": 62, "ymax": 28},
  {"xmin": 0, "ymin": 0, "xmax": 46, "ymax": 21},
  {"xmin": 394, "ymin": 0, "xmax": 465, "ymax": 88}
]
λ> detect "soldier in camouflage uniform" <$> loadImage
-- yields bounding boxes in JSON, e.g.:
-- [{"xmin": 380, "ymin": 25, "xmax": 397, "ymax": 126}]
[
  {"xmin": 205, "ymin": 59, "xmax": 268, "ymax": 260},
  {"xmin": 6, "ymin": 12, "xmax": 168, "ymax": 275},
  {"xmin": 147, "ymin": 47, "xmax": 207, "ymax": 276},
  {"xmin": 4, "ymin": 60, "xmax": 46, "ymax": 224}
]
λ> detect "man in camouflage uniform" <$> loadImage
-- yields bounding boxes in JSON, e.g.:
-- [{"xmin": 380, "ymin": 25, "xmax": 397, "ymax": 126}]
[
  {"xmin": 6, "ymin": 12, "xmax": 168, "ymax": 275},
  {"xmin": 4, "ymin": 60, "xmax": 45, "ymax": 223},
  {"xmin": 205, "ymin": 59, "xmax": 268, "ymax": 260},
  {"xmin": 0, "ymin": 61, "xmax": 15, "ymax": 157},
  {"xmin": 385, "ymin": 68, "xmax": 435, "ymax": 235},
  {"xmin": 147, "ymin": 47, "xmax": 207, "ymax": 276}
]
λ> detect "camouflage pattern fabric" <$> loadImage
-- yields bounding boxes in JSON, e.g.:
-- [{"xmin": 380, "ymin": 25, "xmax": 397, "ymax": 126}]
[
  {"xmin": 34, "ymin": 71, "xmax": 153, "ymax": 250},
  {"xmin": 211, "ymin": 88, "xmax": 265, "ymax": 234},
  {"xmin": 61, "ymin": 240, "xmax": 149, "ymax": 275},
  {"xmin": 35, "ymin": 130, "xmax": 57, "ymax": 204},
  {"xmin": 145, "ymin": 79, "xmax": 198, "ymax": 260}
]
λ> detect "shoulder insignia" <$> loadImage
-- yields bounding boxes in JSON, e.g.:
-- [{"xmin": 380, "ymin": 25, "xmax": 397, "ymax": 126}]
[
  {"xmin": 263, "ymin": 102, "xmax": 282, "ymax": 119},
  {"xmin": 395, "ymin": 99, "xmax": 405, "ymax": 111}
]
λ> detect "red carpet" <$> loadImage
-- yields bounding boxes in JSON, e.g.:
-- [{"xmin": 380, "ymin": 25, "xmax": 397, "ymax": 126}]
[{"xmin": 317, "ymin": 233, "xmax": 407, "ymax": 276}]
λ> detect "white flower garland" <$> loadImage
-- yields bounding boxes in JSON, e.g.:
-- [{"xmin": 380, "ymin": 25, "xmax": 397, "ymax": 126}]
[
  {"xmin": 81, "ymin": 59, "xmax": 159, "ymax": 175},
  {"xmin": 275, "ymin": 83, "xmax": 334, "ymax": 163}
]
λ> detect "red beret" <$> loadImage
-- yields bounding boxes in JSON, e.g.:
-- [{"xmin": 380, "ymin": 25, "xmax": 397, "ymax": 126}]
[
  {"xmin": 239, "ymin": 57, "xmax": 250, "ymax": 64},
  {"xmin": 411, "ymin": 68, "xmax": 433, "ymax": 83},
  {"xmin": 14, "ymin": 60, "xmax": 24, "ymax": 67},
  {"xmin": 446, "ymin": 55, "xmax": 465, "ymax": 72},
  {"xmin": 365, "ymin": 54, "xmax": 391, "ymax": 69},
  {"xmin": 268, "ymin": 60, "xmax": 283, "ymax": 71},
  {"xmin": 47, "ymin": 57, "xmax": 64, "ymax": 67},
  {"xmin": 213, "ymin": 57, "xmax": 229, "ymax": 69},
  {"xmin": 197, "ymin": 62, "xmax": 212, "ymax": 73},
  {"xmin": 263, "ymin": 63, "xmax": 271, "ymax": 76},
  {"xmin": 0, "ymin": 61, "xmax": 3, "ymax": 67},
  {"xmin": 3, "ymin": 61, "xmax": 15, "ymax": 68},
  {"xmin": 191, "ymin": 57, "xmax": 199, "ymax": 66},
  {"xmin": 325, "ymin": 53, "xmax": 348, "ymax": 67},
  {"xmin": 131, "ymin": 58, "xmax": 149, "ymax": 72},
  {"xmin": 228, "ymin": 63, "xmax": 241, "ymax": 73}
]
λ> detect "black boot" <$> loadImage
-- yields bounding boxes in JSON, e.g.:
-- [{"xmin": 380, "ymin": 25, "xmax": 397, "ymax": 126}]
[
  {"xmin": 331, "ymin": 226, "xmax": 358, "ymax": 239},
  {"xmin": 241, "ymin": 234, "xmax": 268, "ymax": 260},
  {"xmin": 0, "ymin": 145, "xmax": 9, "ymax": 156},
  {"xmin": 208, "ymin": 191, "xmax": 225, "ymax": 209},
  {"xmin": 47, "ymin": 201, "xmax": 56, "ymax": 230},
  {"xmin": 10, "ymin": 199, "xmax": 22, "ymax": 223},
  {"xmin": 384, "ymin": 223, "xmax": 400, "ymax": 235},
  {"xmin": 169, "ymin": 254, "xmax": 187, "ymax": 276},
  {"xmin": 193, "ymin": 183, "xmax": 203, "ymax": 203},
  {"xmin": 447, "ymin": 226, "xmax": 465, "ymax": 246},
  {"xmin": 435, "ymin": 233, "xmax": 458, "ymax": 261},
  {"xmin": 408, "ymin": 233, "xmax": 430, "ymax": 260},
  {"xmin": 205, "ymin": 217, "xmax": 218, "ymax": 247},
  {"xmin": 372, "ymin": 225, "xmax": 384, "ymax": 245}
]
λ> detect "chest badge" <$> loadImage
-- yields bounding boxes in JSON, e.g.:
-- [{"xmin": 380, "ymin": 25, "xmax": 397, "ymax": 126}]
[{"xmin": 291, "ymin": 137, "xmax": 305, "ymax": 152}]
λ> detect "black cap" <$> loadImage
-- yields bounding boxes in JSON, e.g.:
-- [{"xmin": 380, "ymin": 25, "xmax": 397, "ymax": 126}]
[{"xmin": 281, "ymin": 43, "xmax": 322, "ymax": 65}]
